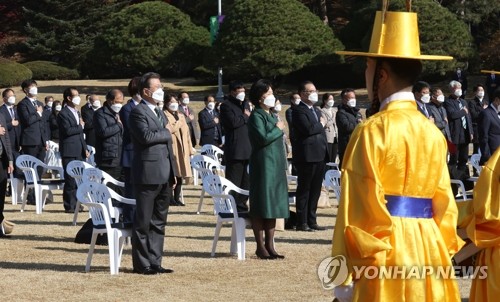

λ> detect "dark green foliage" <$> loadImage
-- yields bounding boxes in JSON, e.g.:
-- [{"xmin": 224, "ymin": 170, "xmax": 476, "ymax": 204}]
[
  {"xmin": 82, "ymin": 1, "xmax": 210, "ymax": 78},
  {"xmin": 192, "ymin": 66, "xmax": 217, "ymax": 84},
  {"xmin": 206, "ymin": 0, "xmax": 344, "ymax": 80},
  {"xmin": 22, "ymin": 0, "xmax": 129, "ymax": 69},
  {"xmin": 23, "ymin": 61, "xmax": 79, "ymax": 80},
  {"xmin": 339, "ymin": 0, "xmax": 475, "ymax": 76},
  {"xmin": 0, "ymin": 58, "xmax": 33, "ymax": 88}
]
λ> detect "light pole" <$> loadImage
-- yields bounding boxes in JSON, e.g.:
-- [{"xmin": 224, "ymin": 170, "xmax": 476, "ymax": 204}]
[{"xmin": 216, "ymin": 0, "xmax": 224, "ymax": 101}]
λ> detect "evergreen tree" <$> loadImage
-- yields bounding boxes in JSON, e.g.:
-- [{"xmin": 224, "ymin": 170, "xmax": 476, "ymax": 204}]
[
  {"xmin": 206, "ymin": 0, "xmax": 344, "ymax": 80},
  {"xmin": 83, "ymin": 1, "xmax": 210, "ymax": 78},
  {"xmin": 338, "ymin": 0, "xmax": 475, "ymax": 76},
  {"xmin": 22, "ymin": 0, "xmax": 129, "ymax": 68}
]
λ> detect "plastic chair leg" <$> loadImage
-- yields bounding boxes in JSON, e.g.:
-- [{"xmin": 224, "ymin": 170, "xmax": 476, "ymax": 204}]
[
  {"xmin": 211, "ymin": 221, "xmax": 223, "ymax": 257},
  {"xmin": 86, "ymin": 232, "xmax": 98, "ymax": 272},
  {"xmin": 72, "ymin": 200, "xmax": 81, "ymax": 226},
  {"xmin": 235, "ymin": 219, "xmax": 246, "ymax": 260},
  {"xmin": 196, "ymin": 188, "xmax": 205, "ymax": 214}
]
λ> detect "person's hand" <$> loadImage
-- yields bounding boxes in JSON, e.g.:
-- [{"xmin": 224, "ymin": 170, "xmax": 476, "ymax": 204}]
[
  {"xmin": 85, "ymin": 150, "xmax": 90, "ymax": 158},
  {"xmin": 214, "ymin": 117, "xmax": 219, "ymax": 124},
  {"xmin": 189, "ymin": 114, "xmax": 194, "ymax": 120},
  {"xmin": 7, "ymin": 164, "xmax": 13, "ymax": 174},
  {"xmin": 0, "ymin": 125, "xmax": 6, "ymax": 136},
  {"xmin": 471, "ymin": 134, "xmax": 474, "ymax": 141},
  {"xmin": 463, "ymin": 106, "xmax": 469, "ymax": 114},
  {"xmin": 36, "ymin": 104, "xmax": 43, "ymax": 113},
  {"xmin": 276, "ymin": 120, "xmax": 285, "ymax": 130},
  {"xmin": 115, "ymin": 115, "xmax": 122, "ymax": 124},
  {"xmin": 80, "ymin": 118, "xmax": 85, "ymax": 128},
  {"xmin": 45, "ymin": 142, "xmax": 49, "ymax": 151},
  {"xmin": 12, "ymin": 119, "xmax": 19, "ymax": 126},
  {"xmin": 244, "ymin": 109, "xmax": 251, "ymax": 116},
  {"xmin": 429, "ymin": 116, "xmax": 435, "ymax": 123},
  {"xmin": 320, "ymin": 116, "xmax": 326, "ymax": 127}
]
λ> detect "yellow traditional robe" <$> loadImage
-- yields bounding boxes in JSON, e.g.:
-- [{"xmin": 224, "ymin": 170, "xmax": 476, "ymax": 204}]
[
  {"xmin": 332, "ymin": 98, "xmax": 463, "ymax": 301},
  {"xmin": 466, "ymin": 147, "xmax": 500, "ymax": 301}
]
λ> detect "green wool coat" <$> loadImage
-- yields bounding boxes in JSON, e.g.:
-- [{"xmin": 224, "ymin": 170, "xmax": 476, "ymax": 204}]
[{"xmin": 248, "ymin": 107, "xmax": 289, "ymax": 219}]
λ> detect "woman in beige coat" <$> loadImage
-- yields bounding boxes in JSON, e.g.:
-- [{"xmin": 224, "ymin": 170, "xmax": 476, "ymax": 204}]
[{"xmin": 163, "ymin": 94, "xmax": 194, "ymax": 206}]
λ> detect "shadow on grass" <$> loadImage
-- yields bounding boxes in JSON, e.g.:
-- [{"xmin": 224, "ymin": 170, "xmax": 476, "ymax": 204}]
[
  {"xmin": 0, "ymin": 261, "xmax": 85, "ymax": 273},
  {"xmin": 167, "ymin": 221, "xmax": 214, "ymax": 228},
  {"xmin": 11, "ymin": 219, "xmax": 74, "ymax": 227},
  {"xmin": 9, "ymin": 234, "xmax": 75, "ymax": 243}
]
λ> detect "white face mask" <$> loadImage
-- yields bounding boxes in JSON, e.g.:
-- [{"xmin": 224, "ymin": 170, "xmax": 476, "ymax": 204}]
[
  {"xmin": 347, "ymin": 98, "xmax": 356, "ymax": 107},
  {"xmin": 151, "ymin": 88, "xmax": 164, "ymax": 103},
  {"xmin": 110, "ymin": 103, "xmax": 122, "ymax": 113},
  {"xmin": 29, "ymin": 87, "xmax": 38, "ymax": 96},
  {"xmin": 46, "ymin": 101, "xmax": 53, "ymax": 108},
  {"xmin": 207, "ymin": 102, "xmax": 215, "ymax": 110},
  {"xmin": 263, "ymin": 95, "xmax": 276, "ymax": 108},
  {"xmin": 421, "ymin": 94, "xmax": 431, "ymax": 103},
  {"xmin": 274, "ymin": 104, "xmax": 282, "ymax": 112},
  {"xmin": 308, "ymin": 92, "xmax": 318, "ymax": 104},
  {"xmin": 454, "ymin": 89, "xmax": 462, "ymax": 97},
  {"xmin": 437, "ymin": 95, "xmax": 445, "ymax": 103},
  {"xmin": 182, "ymin": 98, "xmax": 190, "ymax": 105},
  {"xmin": 477, "ymin": 91, "xmax": 485, "ymax": 98},
  {"xmin": 327, "ymin": 100, "xmax": 334, "ymax": 107},
  {"xmin": 168, "ymin": 103, "xmax": 179, "ymax": 111},
  {"xmin": 72, "ymin": 96, "xmax": 81, "ymax": 106},
  {"xmin": 7, "ymin": 96, "xmax": 15, "ymax": 105},
  {"xmin": 235, "ymin": 92, "xmax": 245, "ymax": 101},
  {"xmin": 92, "ymin": 100, "xmax": 101, "ymax": 109},
  {"xmin": 293, "ymin": 98, "xmax": 301, "ymax": 105},
  {"xmin": 55, "ymin": 105, "xmax": 62, "ymax": 111}
]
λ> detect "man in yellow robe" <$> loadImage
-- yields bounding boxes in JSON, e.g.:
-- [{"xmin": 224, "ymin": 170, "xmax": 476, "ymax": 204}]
[
  {"xmin": 331, "ymin": 9, "xmax": 464, "ymax": 302},
  {"xmin": 466, "ymin": 147, "xmax": 500, "ymax": 301}
]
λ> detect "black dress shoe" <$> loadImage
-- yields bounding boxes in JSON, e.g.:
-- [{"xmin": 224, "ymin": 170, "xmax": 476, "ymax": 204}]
[
  {"xmin": 296, "ymin": 224, "xmax": 314, "ymax": 232},
  {"xmin": 151, "ymin": 265, "xmax": 174, "ymax": 274},
  {"xmin": 309, "ymin": 224, "xmax": 326, "ymax": 231},
  {"xmin": 133, "ymin": 266, "xmax": 158, "ymax": 275}
]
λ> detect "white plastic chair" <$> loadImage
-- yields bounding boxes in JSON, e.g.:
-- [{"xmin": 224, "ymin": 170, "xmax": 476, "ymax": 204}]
[
  {"xmin": 470, "ymin": 154, "xmax": 482, "ymax": 175},
  {"xmin": 69, "ymin": 161, "xmax": 97, "ymax": 225},
  {"xmin": 77, "ymin": 182, "xmax": 134, "ymax": 275},
  {"xmin": 287, "ymin": 175, "xmax": 297, "ymax": 205},
  {"xmin": 200, "ymin": 144, "xmax": 224, "ymax": 165},
  {"xmin": 324, "ymin": 169, "xmax": 342, "ymax": 206},
  {"xmin": 203, "ymin": 174, "xmax": 249, "ymax": 260},
  {"xmin": 450, "ymin": 179, "xmax": 472, "ymax": 202},
  {"xmin": 45, "ymin": 140, "xmax": 62, "ymax": 177},
  {"xmin": 191, "ymin": 155, "xmax": 225, "ymax": 214},
  {"xmin": 16, "ymin": 155, "xmax": 64, "ymax": 214}
]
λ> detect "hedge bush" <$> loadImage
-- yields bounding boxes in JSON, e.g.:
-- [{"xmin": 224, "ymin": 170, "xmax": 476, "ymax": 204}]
[
  {"xmin": 23, "ymin": 61, "xmax": 80, "ymax": 80},
  {"xmin": 0, "ymin": 58, "xmax": 33, "ymax": 88}
]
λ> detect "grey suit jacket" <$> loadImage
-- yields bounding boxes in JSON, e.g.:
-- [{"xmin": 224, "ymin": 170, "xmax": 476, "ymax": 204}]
[{"xmin": 129, "ymin": 101, "xmax": 175, "ymax": 185}]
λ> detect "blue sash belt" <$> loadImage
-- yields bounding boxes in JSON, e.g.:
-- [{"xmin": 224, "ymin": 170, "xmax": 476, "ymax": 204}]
[{"xmin": 385, "ymin": 195, "xmax": 433, "ymax": 218}]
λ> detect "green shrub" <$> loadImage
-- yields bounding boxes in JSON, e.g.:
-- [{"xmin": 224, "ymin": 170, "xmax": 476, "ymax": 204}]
[
  {"xmin": 0, "ymin": 58, "xmax": 33, "ymax": 88},
  {"xmin": 192, "ymin": 66, "xmax": 217, "ymax": 83},
  {"xmin": 23, "ymin": 61, "xmax": 80, "ymax": 80},
  {"xmin": 82, "ymin": 1, "xmax": 210, "ymax": 78}
]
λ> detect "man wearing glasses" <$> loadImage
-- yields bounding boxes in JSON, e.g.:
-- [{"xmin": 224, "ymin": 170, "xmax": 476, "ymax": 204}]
[{"xmin": 291, "ymin": 81, "xmax": 328, "ymax": 232}]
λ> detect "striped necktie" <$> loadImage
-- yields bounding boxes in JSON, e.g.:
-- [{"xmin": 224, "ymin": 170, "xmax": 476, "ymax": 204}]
[{"xmin": 458, "ymin": 101, "xmax": 467, "ymax": 129}]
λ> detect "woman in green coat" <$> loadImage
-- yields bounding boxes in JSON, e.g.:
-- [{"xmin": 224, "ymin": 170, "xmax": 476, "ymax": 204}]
[{"xmin": 248, "ymin": 79, "xmax": 289, "ymax": 260}]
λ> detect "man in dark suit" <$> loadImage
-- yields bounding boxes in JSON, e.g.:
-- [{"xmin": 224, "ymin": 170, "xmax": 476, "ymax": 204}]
[
  {"xmin": 57, "ymin": 87, "xmax": 88, "ymax": 213},
  {"xmin": 291, "ymin": 80, "xmax": 328, "ymax": 232},
  {"xmin": 220, "ymin": 80, "xmax": 251, "ymax": 212},
  {"xmin": 81, "ymin": 94, "xmax": 100, "ymax": 148},
  {"xmin": 178, "ymin": 92, "xmax": 199, "ymax": 147},
  {"xmin": 412, "ymin": 81, "xmax": 432, "ymax": 119},
  {"xmin": 198, "ymin": 95, "xmax": 222, "ymax": 147},
  {"xmin": 444, "ymin": 80, "xmax": 473, "ymax": 173},
  {"xmin": 120, "ymin": 77, "xmax": 141, "ymax": 224},
  {"xmin": 42, "ymin": 96, "xmax": 54, "ymax": 141},
  {"xmin": 478, "ymin": 88, "xmax": 500, "ymax": 165},
  {"xmin": 129, "ymin": 72, "xmax": 176, "ymax": 275},
  {"xmin": 0, "ymin": 112, "xmax": 14, "ymax": 237},
  {"xmin": 1, "ymin": 89, "xmax": 22, "ymax": 182},
  {"xmin": 452, "ymin": 67, "xmax": 468, "ymax": 97},
  {"xmin": 17, "ymin": 79, "xmax": 48, "ymax": 175},
  {"xmin": 485, "ymin": 72, "xmax": 500, "ymax": 100}
]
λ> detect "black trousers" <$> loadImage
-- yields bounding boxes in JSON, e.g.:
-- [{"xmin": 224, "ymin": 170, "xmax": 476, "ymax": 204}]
[
  {"xmin": 0, "ymin": 159, "xmax": 8, "ymax": 223},
  {"xmin": 121, "ymin": 167, "xmax": 135, "ymax": 223},
  {"xmin": 224, "ymin": 159, "xmax": 250, "ymax": 212},
  {"xmin": 449, "ymin": 142, "xmax": 470, "ymax": 173},
  {"xmin": 295, "ymin": 161, "xmax": 325, "ymax": 226},
  {"xmin": 327, "ymin": 142, "xmax": 338, "ymax": 164},
  {"xmin": 62, "ymin": 156, "xmax": 81, "ymax": 211},
  {"xmin": 173, "ymin": 177, "xmax": 183, "ymax": 202},
  {"xmin": 132, "ymin": 183, "xmax": 171, "ymax": 271}
]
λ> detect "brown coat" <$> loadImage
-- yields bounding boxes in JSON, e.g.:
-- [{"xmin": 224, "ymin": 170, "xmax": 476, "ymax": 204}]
[{"xmin": 164, "ymin": 109, "xmax": 194, "ymax": 178}]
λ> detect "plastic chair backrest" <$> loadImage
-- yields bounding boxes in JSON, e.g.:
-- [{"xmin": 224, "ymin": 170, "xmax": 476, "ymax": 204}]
[
  {"xmin": 67, "ymin": 160, "xmax": 93, "ymax": 186},
  {"xmin": 200, "ymin": 144, "xmax": 224, "ymax": 163},
  {"xmin": 324, "ymin": 169, "xmax": 341, "ymax": 198},
  {"xmin": 77, "ymin": 182, "xmax": 114, "ymax": 219},
  {"xmin": 202, "ymin": 175, "xmax": 241, "ymax": 216},
  {"xmin": 82, "ymin": 168, "xmax": 104, "ymax": 184},
  {"xmin": 16, "ymin": 155, "xmax": 41, "ymax": 183},
  {"xmin": 191, "ymin": 155, "xmax": 223, "ymax": 179}
]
